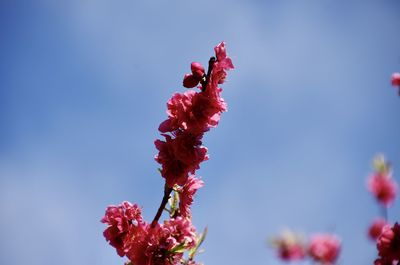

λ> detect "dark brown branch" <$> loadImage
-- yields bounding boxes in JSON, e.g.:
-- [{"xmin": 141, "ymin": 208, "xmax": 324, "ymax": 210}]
[
  {"xmin": 151, "ymin": 184, "xmax": 173, "ymax": 227},
  {"xmin": 200, "ymin": 56, "xmax": 216, "ymax": 91}
]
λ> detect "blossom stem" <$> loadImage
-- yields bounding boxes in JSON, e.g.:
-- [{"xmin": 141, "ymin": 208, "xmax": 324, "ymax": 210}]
[
  {"xmin": 200, "ymin": 56, "xmax": 216, "ymax": 91},
  {"xmin": 151, "ymin": 184, "xmax": 173, "ymax": 227},
  {"xmin": 381, "ymin": 206, "xmax": 388, "ymax": 221}
]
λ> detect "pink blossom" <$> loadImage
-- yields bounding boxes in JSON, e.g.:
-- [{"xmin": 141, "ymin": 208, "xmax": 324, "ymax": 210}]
[
  {"xmin": 369, "ymin": 218, "xmax": 389, "ymax": 241},
  {"xmin": 308, "ymin": 234, "xmax": 341, "ymax": 264},
  {"xmin": 155, "ymin": 42, "xmax": 233, "ymax": 188},
  {"xmin": 272, "ymin": 231, "xmax": 306, "ymax": 262},
  {"xmin": 367, "ymin": 173, "xmax": 397, "ymax": 206},
  {"xmin": 101, "ymin": 201, "xmax": 143, "ymax": 257},
  {"xmin": 124, "ymin": 218, "xmax": 196, "ymax": 265},
  {"xmin": 164, "ymin": 216, "xmax": 197, "ymax": 248},
  {"xmin": 126, "ymin": 223, "xmax": 182, "ymax": 265},
  {"xmin": 209, "ymin": 42, "xmax": 234, "ymax": 89},
  {"xmin": 159, "ymin": 90, "xmax": 226, "ymax": 135},
  {"xmin": 179, "ymin": 176, "xmax": 204, "ymax": 217},
  {"xmin": 214, "ymin": 42, "xmax": 234, "ymax": 70},
  {"xmin": 279, "ymin": 244, "xmax": 306, "ymax": 261},
  {"xmin": 377, "ymin": 223, "xmax": 400, "ymax": 262},
  {"xmin": 391, "ymin": 72, "xmax": 400, "ymax": 87},
  {"xmin": 159, "ymin": 91, "xmax": 197, "ymax": 133},
  {"xmin": 155, "ymin": 132, "xmax": 208, "ymax": 188}
]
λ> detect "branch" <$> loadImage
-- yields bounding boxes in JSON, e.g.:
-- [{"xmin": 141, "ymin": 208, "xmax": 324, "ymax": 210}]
[{"xmin": 151, "ymin": 184, "xmax": 173, "ymax": 227}]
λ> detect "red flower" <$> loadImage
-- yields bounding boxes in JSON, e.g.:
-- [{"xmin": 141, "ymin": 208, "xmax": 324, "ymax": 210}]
[
  {"xmin": 101, "ymin": 201, "xmax": 143, "ymax": 257},
  {"xmin": 369, "ymin": 218, "xmax": 389, "ymax": 241},
  {"xmin": 367, "ymin": 173, "xmax": 397, "ymax": 206},
  {"xmin": 179, "ymin": 176, "xmax": 204, "ymax": 217},
  {"xmin": 308, "ymin": 234, "xmax": 341, "ymax": 264},
  {"xmin": 377, "ymin": 223, "xmax": 400, "ymax": 261},
  {"xmin": 391, "ymin": 72, "xmax": 400, "ymax": 87}
]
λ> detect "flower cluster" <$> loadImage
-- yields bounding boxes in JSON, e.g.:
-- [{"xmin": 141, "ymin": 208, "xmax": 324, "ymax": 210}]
[
  {"xmin": 101, "ymin": 42, "xmax": 233, "ymax": 265},
  {"xmin": 375, "ymin": 223, "xmax": 400, "ymax": 265},
  {"xmin": 271, "ymin": 230, "xmax": 340, "ymax": 264},
  {"xmin": 366, "ymin": 155, "xmax": 400, "ymax": 265},
  {"xmin": 156, "ymin": 42, "xmax": 234, "ymax": 188},
  {"xmin": 102, "ymin": 204, "xmax": 196, "ymax": 265}
]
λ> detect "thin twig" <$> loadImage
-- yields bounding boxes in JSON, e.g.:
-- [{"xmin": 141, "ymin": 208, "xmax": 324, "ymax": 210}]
[{"xmin": 151, "ymin": 184, "xmax": 173, "ymax": 227}]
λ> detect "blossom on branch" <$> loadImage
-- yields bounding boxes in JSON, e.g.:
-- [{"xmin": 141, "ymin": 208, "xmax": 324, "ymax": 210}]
[
  {"xmin": 377, "ymin": 223, "xmax": 400, "ymax": 262},
  {"xmin": 156, "ymin": 42, "xmax": 234, "ymax": 188},
  {"xmin": 102, "ymin": 42, "xmax": 234, "ymax": 265},
  {"xmin": 179, "ymin": 176, "xmax": 204, "ymax": 218},
  {"xmin": 101, "ymin": 202, "xmax": 143, "ymax": 257}
]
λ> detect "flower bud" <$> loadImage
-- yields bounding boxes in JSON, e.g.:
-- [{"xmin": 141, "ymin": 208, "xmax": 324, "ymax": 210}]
[
  {"xmin": 191, "ymin": 62, "xmax": 205, "ymax": 79},
  {"xmin": 183, "ymin": 74, "xmax": 199, "ymax": 88},
  {"xmin": 391, "ymin": 72, "xmax": 400, "ymax": 87}
]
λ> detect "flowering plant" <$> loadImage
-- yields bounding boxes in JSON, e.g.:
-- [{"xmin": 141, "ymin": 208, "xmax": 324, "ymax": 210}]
[
  {"xmin": 101, "ymin": 42, "xmax": 234, "ymax": 265},
  {"xmin": 269, "ymin": 74, "xmax": 400, "ymax": 265}
]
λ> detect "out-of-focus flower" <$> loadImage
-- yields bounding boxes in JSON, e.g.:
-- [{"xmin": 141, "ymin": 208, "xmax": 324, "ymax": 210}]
[
  {"xmin": 369, "ymin": 218, "xmax": 390, "ymax": 241},
  {"xmin": 308, "ymin": 234, "xmax": 341, "ymax": 264},
  {"xmin": 377, "ymin": 223, "xmax": 400, "ymax": 262},
  {"xmin": 391, "ymin": 72, "xmax": 400, "ymax": 87},
  {"xmin": 367, "ymin": 173, "xmax": 397, "ymax": 206},
  {"xmin": 367, "ymin": 155, "xmax": 397, "ymax": 206},
  {"xmin": 271, "ymin": 230, "xmax": 306, "ymax": 262}
]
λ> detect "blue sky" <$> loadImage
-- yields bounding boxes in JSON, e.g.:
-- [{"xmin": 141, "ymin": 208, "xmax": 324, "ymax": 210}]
[{"xmin": 1, "ymin": 1, "xmax": 400, "ymax": 265}]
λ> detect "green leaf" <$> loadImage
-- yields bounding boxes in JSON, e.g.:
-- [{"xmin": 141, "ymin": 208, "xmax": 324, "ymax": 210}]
[
  {"xmin": 169, "ymin": 242, "xmax": 187, "ymax": 254},
  {"xmin": 189, "ymin": 226, "xmax": 208, "ymax": 259},
  {"xmin": 168, "ymin": 188, "xmax": 180, "ymax": 217}
]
